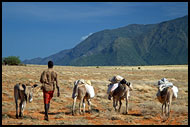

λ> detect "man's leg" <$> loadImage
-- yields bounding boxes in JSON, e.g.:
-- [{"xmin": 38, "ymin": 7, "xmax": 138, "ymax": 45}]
[
  {"xmin": 47, "ymin": 91, "xmax": 53, "ymax": 113},
  {"xmin": 43, "ymin": 91, "xmax": 49, "ymax": 121},
  {"xmin": 48, "ymin": 103, "xmax": 50, "ymax": 110},
  {"xmin": 45, "ymin": 91, "xmax": 54, "ymax": 121},
  {"xmin": 44, "ymin": 103, "xmax": 49, "ymax": 121}
]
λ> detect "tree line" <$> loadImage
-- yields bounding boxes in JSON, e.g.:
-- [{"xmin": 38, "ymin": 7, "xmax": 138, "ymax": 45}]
[{"xmin": 2, "ymin": 56, "xmax": 25, "ymax": 66}]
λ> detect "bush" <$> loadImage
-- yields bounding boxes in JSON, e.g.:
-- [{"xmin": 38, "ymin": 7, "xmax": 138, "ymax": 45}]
[
  {"xmin": 2, "ymin": 58, "xmax": 5, "ymax": 65},
  {"xmin": 3, "ymin": 56, "xmax": 21, "ymax": 65}
]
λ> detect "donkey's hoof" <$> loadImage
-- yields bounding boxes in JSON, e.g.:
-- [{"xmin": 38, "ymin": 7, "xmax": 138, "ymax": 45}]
[
  {"xmin": 19, "ymin": 114, "xmax": 23, "ymax": 118},
  {"xmin": 16, "ymin": 114, "xmax": 19, "ymax": 119},
  {"xmin": 123, "ymin": 112, "xmax": 128, "ymax": 115}
]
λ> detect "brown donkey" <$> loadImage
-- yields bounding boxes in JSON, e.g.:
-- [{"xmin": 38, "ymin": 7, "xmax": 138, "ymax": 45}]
[
  {"xmin": 157, "ymin": 87, "xmax": 174, "ymax": 118},
  {"xmin": 14, "ymin": 83, "xmax": 38, "ymax": 118},
  {"xmin": 112, "ymin": 79, "xmax": 132, "ymax": 114}
]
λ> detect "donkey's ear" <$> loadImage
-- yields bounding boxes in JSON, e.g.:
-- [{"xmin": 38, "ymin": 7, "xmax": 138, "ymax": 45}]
[
  {"xmin": 74, "ymin": 81, "xmax": 77, "ymax": 86},
  {"xmin": 127, "ymin": 82, "xmax": 131, "ymax": 86},
  {"xmin": 32, "ymin": 84, "xmax": 38, "ymax": 88},
  {"xmin": 22, "ymin": 84, "xmax": 26, "ymax": 90},
  {"xmin": 74, "ymin": 80, "xmax": 79, "ymax": 86},
  {"xmin": 120, "ymin": 79, "xmax": 127, "ymax": 84}
]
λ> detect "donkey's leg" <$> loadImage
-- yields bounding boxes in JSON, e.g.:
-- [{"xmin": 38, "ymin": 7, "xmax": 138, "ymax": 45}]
[
  {"xmin": 21, "ymin": 100, "xmax": 26, "ymax": 117},
  {"xmin": 14, "ymin": 88, "xmax": 19, "ymax": 119},
  {"xmin": 19, "ymin": 101, "xmax": 23, "ymax": 118},
  {"xmin": 168, "ymin": 98, "xmax": 172, "ymax": 117},
  {"xmin": 113, "ymin": 97, "xmax": 117, "ymax": 111},
  {"xmin": 72, "ymin": 97, "xmax": 77, "ymax": 115},
  {"xmin": 79, "ymin": 97, "xmax": 84, "ymax": 115},
  {"xmin": 83, "ymin": 99, "xmax": 85, "ymax": 114},
  {"xmin": 164, "ymin": 103, "xmax": 167, "ymax": 116},
  {"xmin": 115, "ymin": 99, "xmax": 119, "ymax": 112},
  {"xmin": 15, "ymin": 100, "xmax": 19, "ymax": 119},
  {"xmin": 118, "ymin": 99, "xmax": 122, "ymax": 113},
  {"xmin": 162, "ymin": 104, "xmax": 164, "ymax": 116},
  {"xmin": 167, "ymin": 103, "xmax": 170, "ymax": 117},
  {"xmin": 169, "ymin": 93, "xmax": 173, "ymax": 118},
  {"xmin": 87, "ymin": 99, "xmax": 92, "ymax": 113},
  {"xmin": 162, "ymin": 103, "xmax": 167, "ymax": 117},
  {"xmin": 126, "ymin": 95, "xmax": 129, "ymax": 114}
]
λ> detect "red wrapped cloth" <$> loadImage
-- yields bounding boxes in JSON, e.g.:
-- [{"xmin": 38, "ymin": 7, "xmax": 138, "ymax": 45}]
[{"xmin": 43, "ymin": 90, "xmax": 54, "ymax": 104}]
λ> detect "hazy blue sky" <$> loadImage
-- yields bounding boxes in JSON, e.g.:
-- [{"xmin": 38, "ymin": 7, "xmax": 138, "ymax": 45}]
[{"xmin": 2, "ymin": 2, "xmax": 188, "ymax": 61}]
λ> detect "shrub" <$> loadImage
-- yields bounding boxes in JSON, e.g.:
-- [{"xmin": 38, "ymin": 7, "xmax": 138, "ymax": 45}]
[
  {"xmin": 2, "ymin": 58, "xmax": 5, "ymax": 65},
  {"xmin": 3, "ymin": 56, "xmax": 21, "ymax": 65}
]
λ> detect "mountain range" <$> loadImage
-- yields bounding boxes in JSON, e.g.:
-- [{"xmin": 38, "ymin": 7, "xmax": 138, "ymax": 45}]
[{"xmin": 23, "ymin": 15, "xmax": 188, "ymax": 66}]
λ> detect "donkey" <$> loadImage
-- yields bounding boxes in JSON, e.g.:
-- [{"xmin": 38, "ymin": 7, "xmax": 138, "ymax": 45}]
[
  {"xmin": 14, "ymin": 83, "xmax": 38, "ymax": 118},
  {"xmin": 112, "ymin": 79, "xmax": 132, "ymax": 114},
  {"xmin": 157, "ymin": 86, "xmax": 174, "ymax": 118},
  {"xmin": 72, "ymin": 80, "xmax": 92, "ymax": 115}
]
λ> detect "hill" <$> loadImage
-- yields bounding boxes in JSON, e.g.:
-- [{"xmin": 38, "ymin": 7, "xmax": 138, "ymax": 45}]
[{"xmin": 23, "ymin": 15, "xmax": 188, "ymax": 66}]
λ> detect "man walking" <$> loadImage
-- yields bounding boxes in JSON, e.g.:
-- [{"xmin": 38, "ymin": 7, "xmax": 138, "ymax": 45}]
[{"xmin": 40, "ymin": 61, "xmax": 60, "ymax": 121}]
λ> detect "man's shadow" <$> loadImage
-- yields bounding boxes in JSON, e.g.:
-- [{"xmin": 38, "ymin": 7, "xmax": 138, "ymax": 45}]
[
  {"xmin": 39, "ymin": 111, "xmax": 62, "ymax": 115},
  {"xmin": 39, "ymin": 111, "xmax": 74, "ymax": 115},
  {"xmin": 39, "ymin": 108, "xmax": 100, "ymax": 116}
]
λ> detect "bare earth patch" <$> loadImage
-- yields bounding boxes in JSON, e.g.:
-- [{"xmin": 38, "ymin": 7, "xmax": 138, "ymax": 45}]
[{"xmin": 2, "ymin": 65, "xmax": 188, "ymax": 125}]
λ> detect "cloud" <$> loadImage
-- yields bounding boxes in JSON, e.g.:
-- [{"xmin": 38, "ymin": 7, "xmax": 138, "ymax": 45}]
[{"xmin": 81, "ymin": 33, "xmax": 93, "ymax": 41}]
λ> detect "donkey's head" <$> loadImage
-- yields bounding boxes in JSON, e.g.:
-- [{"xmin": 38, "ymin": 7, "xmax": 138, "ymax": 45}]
[
  {"xmin": 119, "ymin": 79, "xmax": 127, "ymax": 89},
  {"xmin": 119, "ymin": 79, "xmax": 133, "ymax": 91},
  {"xmin": 126, "ymin": 82, "xmax": 133, "ymax": 91},
  {"xmin": 22, "ymin": 84, "xmax": 38, "ymax": 103}
]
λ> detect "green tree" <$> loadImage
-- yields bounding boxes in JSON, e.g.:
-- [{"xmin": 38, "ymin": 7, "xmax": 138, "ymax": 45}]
[
  {"xmin": 3, "ymin": 56, "xmax": 21, "ymax": 65},
  {"xmin": 2, "ymin": 57, "xmax": 5, "ymax": 65}
]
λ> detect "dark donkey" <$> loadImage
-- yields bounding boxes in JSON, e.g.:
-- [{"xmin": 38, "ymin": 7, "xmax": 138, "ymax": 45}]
[
  {"xmin": 112, "ymin": 79, "xmax": 132, "ymax": 114},
  {"xmin": 14, "ymin": 83, "xmax": 38, "ymax": 118}
]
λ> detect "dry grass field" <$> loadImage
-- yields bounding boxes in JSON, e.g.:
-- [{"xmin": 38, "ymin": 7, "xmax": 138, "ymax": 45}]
[{"xmin": 2, "ymin": 65, "xmax": 188, "ymax": 125}]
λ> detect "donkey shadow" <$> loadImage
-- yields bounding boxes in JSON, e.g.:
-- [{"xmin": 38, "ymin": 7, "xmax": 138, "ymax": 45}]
[
  {"xmin": 64, "ymin": 108, "xmax": 100, "ymax": 116},
  {"xmin": 122, "ymin": 112, "xmax": 143, "ymax": 116},
  {"xmin": 2, "ymin": 113, "xmax": 38, "ymax": 120}
]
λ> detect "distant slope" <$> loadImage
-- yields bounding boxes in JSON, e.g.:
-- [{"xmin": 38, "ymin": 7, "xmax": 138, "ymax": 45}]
[{"xmin": 23, "ymin": 15, "xmax": 188, "ymax": 66}]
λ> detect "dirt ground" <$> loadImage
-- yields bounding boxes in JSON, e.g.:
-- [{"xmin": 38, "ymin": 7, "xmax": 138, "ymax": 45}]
[{"xmin": 2, "ymin": 65, "xmax": 188, "ymax": 125}]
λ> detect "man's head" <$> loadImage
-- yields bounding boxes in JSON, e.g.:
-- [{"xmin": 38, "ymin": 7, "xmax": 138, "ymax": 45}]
[{"xmin": 48, "ymin": 61, "xmax": 53, "ymax": 68}]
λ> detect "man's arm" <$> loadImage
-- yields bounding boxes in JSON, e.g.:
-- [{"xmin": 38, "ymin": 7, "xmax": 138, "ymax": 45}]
[
  {"xmin": 55, "ymin": 73, "xmax": 60, "ymax": 97},
  {"xmin": 40, "ymin": 71, "xmax": 46, "ymax": 90}
]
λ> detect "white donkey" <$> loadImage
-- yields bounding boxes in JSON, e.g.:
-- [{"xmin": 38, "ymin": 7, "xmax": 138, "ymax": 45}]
[{"xmin": 72, "ymin": 79, "xmax": 95, "ymax": 115}]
